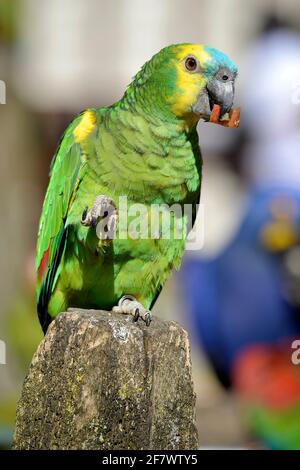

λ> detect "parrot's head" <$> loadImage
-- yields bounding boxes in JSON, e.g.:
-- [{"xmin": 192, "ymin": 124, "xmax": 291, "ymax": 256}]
[{"xmin": 130, "ymin": 43, "xmax": 239, "ymax": 127}]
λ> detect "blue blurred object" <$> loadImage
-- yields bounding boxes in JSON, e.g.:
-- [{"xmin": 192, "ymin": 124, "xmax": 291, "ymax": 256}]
[{"xmin": 182, "ymin": 186, "xmax": 300, "ymax": 387}]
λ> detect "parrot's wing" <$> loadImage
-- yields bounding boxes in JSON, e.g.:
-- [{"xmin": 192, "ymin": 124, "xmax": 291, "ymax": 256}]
[{"xmin": 36, "ymin": 110, "xmax": 94, "ymax": 331}]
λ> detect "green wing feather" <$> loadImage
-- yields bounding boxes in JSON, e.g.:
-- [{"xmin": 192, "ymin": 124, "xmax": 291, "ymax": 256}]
[{"xmin": 35, "ymin": 112, "xmax": 87, "ymax": 331}]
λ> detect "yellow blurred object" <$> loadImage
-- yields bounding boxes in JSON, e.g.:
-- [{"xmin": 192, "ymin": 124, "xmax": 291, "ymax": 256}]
[{"xmin": 260, "ymin": 220, "xmax": 298, "ymax": 252}]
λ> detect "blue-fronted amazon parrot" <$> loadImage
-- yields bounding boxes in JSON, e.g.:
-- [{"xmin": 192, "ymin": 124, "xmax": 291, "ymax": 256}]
[{"xmin": 36, "ymin": 43, "xmax": 239, "ymax": 333}]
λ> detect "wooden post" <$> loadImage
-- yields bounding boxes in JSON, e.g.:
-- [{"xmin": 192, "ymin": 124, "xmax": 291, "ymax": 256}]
[{"xmin": 13, "ymin": 309, "xmax": 199, "ymax": 450}]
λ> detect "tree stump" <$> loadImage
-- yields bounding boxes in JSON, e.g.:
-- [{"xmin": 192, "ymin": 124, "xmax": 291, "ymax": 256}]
[{"xmin": 13, "ymin": 309, "xmax": 199, "ymax": 450}]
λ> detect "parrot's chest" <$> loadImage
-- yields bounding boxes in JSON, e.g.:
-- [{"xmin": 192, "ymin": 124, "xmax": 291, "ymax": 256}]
[
  {"xmin": 67, "ymin": 202, "xmax": 187, "ymax": 310},
  {"xmin": 76, "ymin": 149, "xmax": 201, "ymax": 268},
  {"xmin": 68, "ymin": 136, "xmax": 201, "ymax": 306},
  {"xmin": 97, "ymin": 196, "xmax": 188, "ymax": 271},
  {"xmin": 105, "ymin": 204, "xmax": 187, "ymax": 307},
  {"xmin": 64, "ymin": 165, "xmax": 200, "ymax": 310}
]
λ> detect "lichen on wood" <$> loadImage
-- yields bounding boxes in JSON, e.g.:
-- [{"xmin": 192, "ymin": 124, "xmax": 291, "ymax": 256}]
[{"xmin": 13, "ymin": 309, "xmax": 199, "ymax": 450}]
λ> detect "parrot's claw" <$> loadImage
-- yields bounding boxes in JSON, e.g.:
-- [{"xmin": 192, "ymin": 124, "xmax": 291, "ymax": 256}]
[
  {"xmin": 112, "ymin": 295, "xmax": 152, "ymax": 326},
  {"xmin": 81, "ymin": 195, "xmax": 118, "ymax": 240}
]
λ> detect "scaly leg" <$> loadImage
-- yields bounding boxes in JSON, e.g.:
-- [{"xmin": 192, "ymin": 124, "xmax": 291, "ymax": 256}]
[
  {"xmin": 113, "ymin": 295, "xmax": 152, "ymax": 326},
  {"xmin": 81, "ymin": 195, "xmax": 118, "ymax": 240}
]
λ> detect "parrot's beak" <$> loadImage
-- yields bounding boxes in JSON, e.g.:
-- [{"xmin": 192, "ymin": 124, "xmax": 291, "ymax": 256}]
[
  {"xmin": 193, "ymin": 69, "xmax": 240, "ymax": 128},
  {"xmin": 193, "ymin": 80, "xmax": 234, "ymax": 119},
  {"xmin": 206, "ymin": 78, "xmax": 235, "ymax": 117}
]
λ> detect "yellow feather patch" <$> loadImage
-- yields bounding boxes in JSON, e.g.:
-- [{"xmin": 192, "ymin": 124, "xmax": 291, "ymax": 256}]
[
  {"xmin": 73, "ymin": 110, "xmax": 96, "ymax": 143},
  {"xmin": 171, "ymin": 44, "xmax": 210, "ymax": 118},
  {"xmin": 175, "ymin": 44, "xmax": 211, "ymax": 63}
]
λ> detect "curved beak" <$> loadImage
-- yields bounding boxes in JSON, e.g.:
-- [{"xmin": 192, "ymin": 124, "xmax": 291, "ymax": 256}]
[
  {"xmin": 193, "ymin": 75, "xmax": 236, "ymax": 120},
  {"xmin": 206, "ymin": 79, "xmax": 235, "ymax": 117}
]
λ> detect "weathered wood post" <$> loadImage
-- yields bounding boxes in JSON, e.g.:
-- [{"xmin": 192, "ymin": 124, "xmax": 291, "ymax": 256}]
[{"xmin": 13, "ymin": 309, "xmax": 199, "ymax": 450}]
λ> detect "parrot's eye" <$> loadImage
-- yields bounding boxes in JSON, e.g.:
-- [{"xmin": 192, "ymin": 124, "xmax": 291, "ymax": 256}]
[
  {"xmin": 185, "ymin": 56, "xmax": 198, "ymax": 72},
  {"xmin": 222, "ymin": 74, "xmax": 229, "ymax": 81}
]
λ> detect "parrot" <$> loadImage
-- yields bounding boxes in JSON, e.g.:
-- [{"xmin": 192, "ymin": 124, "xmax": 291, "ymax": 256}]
[{"xmin": 36, "ymin": 43, "xmax": 239, "ymax": 333}]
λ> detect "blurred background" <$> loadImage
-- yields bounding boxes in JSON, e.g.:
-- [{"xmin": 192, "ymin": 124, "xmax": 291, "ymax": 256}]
[{"xmin": 1, "ymin": 0, "xmax": 300, "ymax": 449}]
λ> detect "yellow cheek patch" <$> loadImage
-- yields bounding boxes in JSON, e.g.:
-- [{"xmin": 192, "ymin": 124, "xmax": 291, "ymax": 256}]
[
  {"xmin": 73, "ymin": 110, "xmax": 96, "ymax": 143},
  {"xmin": 171, "ymin": 44, "xmax": 210, "ymax": 118}
]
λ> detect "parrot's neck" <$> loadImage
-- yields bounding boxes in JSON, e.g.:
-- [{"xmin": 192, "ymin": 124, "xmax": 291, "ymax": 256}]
[
  {"xmin": 120, "ymin": 77, "xmax": 200, "ymax": 133},
  {"xmin": 101, "ymin": 101, "xmax": 202, "ymax": 207}
]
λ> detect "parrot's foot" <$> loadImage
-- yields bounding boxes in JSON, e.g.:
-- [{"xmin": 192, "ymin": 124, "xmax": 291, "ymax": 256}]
[
  {"xmin": 112, "ymin": 295, "xmax": 152, "ymax": 326},
  {"xmin": 81, "ymin": 195, "xmax": 118, "ymax": 240}
]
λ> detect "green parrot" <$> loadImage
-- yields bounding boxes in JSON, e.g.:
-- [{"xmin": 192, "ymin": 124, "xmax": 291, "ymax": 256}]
[{"xmin": 36, "ymin": 43, "xmax": 238, "ymax": 333}]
